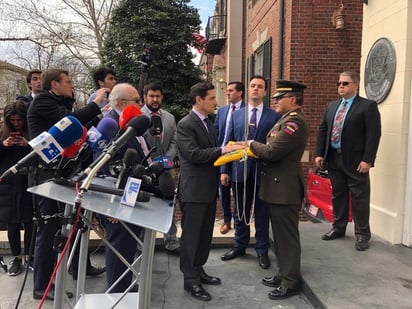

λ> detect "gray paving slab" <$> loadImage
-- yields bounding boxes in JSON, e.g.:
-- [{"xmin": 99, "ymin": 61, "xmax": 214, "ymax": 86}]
[
  {"xmin": 0, "ymin": 248, "xmax": 312, "ymax": 309},
  {"xmin": 300, "ymin": 222, "xmax": 412, "ymax": 309}
]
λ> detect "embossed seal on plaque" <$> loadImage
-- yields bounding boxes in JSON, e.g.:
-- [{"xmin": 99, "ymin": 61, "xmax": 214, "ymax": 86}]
[{"xmin": 364, "ymin": 37, "xmax": 396, "ymax": 104}]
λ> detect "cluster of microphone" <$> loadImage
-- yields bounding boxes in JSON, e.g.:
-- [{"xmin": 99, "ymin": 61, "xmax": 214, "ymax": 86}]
[{"xmin": 0, "ymin": 105, "xmax": 176, "ymax": 204}]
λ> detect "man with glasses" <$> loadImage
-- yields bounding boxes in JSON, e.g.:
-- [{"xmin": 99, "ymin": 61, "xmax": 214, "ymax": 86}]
[
  {"xmin": 315, "ymin": 71, "xmax": 381, "ymax": 251},
  {"xmin": 103, "ymin": 83, "xmax": 147, "ymax": 292},
  {"xmin": 241, "ymin": 79, "xmax": 308, "ymax": 300}
]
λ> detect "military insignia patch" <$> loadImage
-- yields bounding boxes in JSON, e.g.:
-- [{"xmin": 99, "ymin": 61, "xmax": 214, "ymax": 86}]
[
  {"xmin": 284, "ymin": 122, "xmax": 299, "ymax": 135},
  {"xmin": 270, "ymin": 130, "xmax": 277, "ymax": 137}
]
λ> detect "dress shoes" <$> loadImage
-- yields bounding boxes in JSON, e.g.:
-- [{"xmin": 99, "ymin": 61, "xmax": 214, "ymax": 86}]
[
  {"xmin": 262, "ymin": 275, "xmax": 282, "ymax": 288},
  {"xmin": 321, "ymin": 228, "xmax": 345, "ymax": 241},
  {"xmin": 355, "ymin": 237, "xmax": 369, "ymax": 251},
  {"xmin": 200, "ymin": 272, "xmax": 221, "ymax": 285},
  {"xmin": 70, "ymin": 265, "xmax": 106, "ymax": 280},
  {"xmin": 220, "ymin": 222, "xmax": 231, "ymax": 234},
  {"xmin": 268, "ymin": 285, "xmax": 300, "ymax": 300},
  {"xmin": 221, "ymin": 247, "xmax": 246, "ymax": 261},
  {"xmin": 33, "ymin": 288, "xmax": 73, "ymax": 300},
  {"xmin": 258, "ymin": 253, "xmax": 270, "ymax": 269},
  {"xmin": 165, "ymin": 247, "xmax": 180, "ymax": 256},
  {"xmin": 184, "ymin": 284, "xmax": 211, "ymax": 301}
]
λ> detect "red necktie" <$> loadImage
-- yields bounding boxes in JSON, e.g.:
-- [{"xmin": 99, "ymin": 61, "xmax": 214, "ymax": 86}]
[{"xmin": 331, "ymin": 101, "xmax": 347, "ymax": 143}]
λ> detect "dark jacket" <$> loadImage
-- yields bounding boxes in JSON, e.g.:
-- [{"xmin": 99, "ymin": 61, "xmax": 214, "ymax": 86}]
[
  {"xmin": 177, "ymin": 111, "xmax": 222, "ymax": 203},
  {"xmin": 0, "ymin": 142, "xmax": 33, "ymax": 223},
  {"xmin": 315, "ymin": 95, "xmax": 381, "ymax": 171},
  {"xmin": 27, "ymin": 90, "xmax": 101, "ymax": 139}
]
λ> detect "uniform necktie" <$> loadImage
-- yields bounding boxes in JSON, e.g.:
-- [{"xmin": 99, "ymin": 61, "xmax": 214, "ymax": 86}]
[
  {"xmin": 204, "ymin": 118, "xmax": 216, "ymax": 146},
  {"xmin": 249, "ymin": 108, "xmax": 257, "ymax": 139},
  {"xmin": 331, "ymin": 101, "xmax": 347, "ymax": 143}
]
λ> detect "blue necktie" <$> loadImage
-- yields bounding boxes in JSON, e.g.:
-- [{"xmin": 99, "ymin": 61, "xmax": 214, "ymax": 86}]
[{"xmin": 249, "ymin": 108, "xmax": 257, "ymax": 139}]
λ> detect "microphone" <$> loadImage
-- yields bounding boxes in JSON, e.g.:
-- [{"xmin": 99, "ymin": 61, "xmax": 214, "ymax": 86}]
[
  {"xmin": 119, "ymin": 105, "xmax": 143, "ymax": 129},
  {"xmin": 158, "ymin": 170, "xmax": 175, "ymax": 199},
  {"xmin": 51, "ymin": 178, "xmax": 151, "ymax": 203},
  {"xmin": 62, "ymin": 126, "xmax": 88, "ymax": 159},
  {"xmin": 87, "ymin": 117, "xmax": 119, "ymax": 151},
  {"xmin": 149, "ymin": 114, "xmax": 163, "ymax": 136},
  {"xmin": 140, "ymin": 146, "xmax": 157, "ymax": 165},
  {"xmin": 82, "ymin": 115, "xmax": 151, "ymax": 177},
  {"xmin": 0, "ymin": 116, "xmax": 83, "ymax": 180},
  {"xmin": 116, "ymin": 148, "xmax": 138, "ymax": 189}
]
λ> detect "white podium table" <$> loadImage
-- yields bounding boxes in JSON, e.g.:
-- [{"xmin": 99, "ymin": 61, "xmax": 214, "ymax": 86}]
[{"xmin": 28, "ymin": 177, "xmax": 174, "ymax": 309}]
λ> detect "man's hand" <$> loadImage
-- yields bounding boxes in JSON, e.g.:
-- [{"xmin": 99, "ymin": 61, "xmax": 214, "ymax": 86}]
[
  {"xmin": 220, "ymin": 173, "xmax": 230, "ymax": 186},
  {"xmin": 222, "ymin": 143, "xmax": 245, "ymax": 154},
  {"xmin": 314, "ymin": 156, "xmax": 324, "ymax": 170},
  {"xmin": 357, "ymin": 161, "xmax": 371, "ymax": 173}
]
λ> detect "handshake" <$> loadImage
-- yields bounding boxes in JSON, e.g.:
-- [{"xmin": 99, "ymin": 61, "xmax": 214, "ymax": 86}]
[{"xmin": 214, "ymin": 141, "xmax": 257, "ymax": 167}]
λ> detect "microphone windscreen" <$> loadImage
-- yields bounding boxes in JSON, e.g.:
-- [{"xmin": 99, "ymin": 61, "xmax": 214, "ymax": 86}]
[
  {"xmin": 147, "ymin": 161, "xmax": 164, "ymax": 174},
  {"xmin": 97, "ymin": 117, "xmax": 119, "ymax": 140},
  {"xmin": 127, "ymin": 115, "xmax": 151, "ymax": 137},
  {"xmin": 119, "ymin": 105, "xmax": 143, "ymax": 129},
  {"xmin": 132, "ymin": 165, "xmax": 146, "ymax": 179},
  {"xmin": 48, "ymin": 116, "xmax": 83, "ymax": 148},
  {"xmin": 62, "ymin": 126, "xmax": 88, "ymax": 159},
  {"xmin": 149, "ymin": 114, "xmax": 163, "ymax": 136},
  {"xmin": 158, "ymin": 171, "xmax": 175, "ymax": 199},
  {"xmin": 123, "ymin": 148, "xmax": 138, "ymax": 167}
]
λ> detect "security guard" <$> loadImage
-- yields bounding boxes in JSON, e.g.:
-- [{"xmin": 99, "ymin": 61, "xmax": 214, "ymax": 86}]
[{"xmin": 247, "ymin": 80, "xmax": 308, "ymax": 300}]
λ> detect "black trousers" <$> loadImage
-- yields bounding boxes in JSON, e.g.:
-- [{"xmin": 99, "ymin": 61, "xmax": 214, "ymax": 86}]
[
  {"xmin": 328, "ymin": 150, "xmax": 371, "ymax": 239},
  {"xmin": 179, "ymin": 201, "xmax": 216, "ymax": 287},
  {"xmin": 7, "ymin": 221, "xmax": 34, "ymax": 257}
]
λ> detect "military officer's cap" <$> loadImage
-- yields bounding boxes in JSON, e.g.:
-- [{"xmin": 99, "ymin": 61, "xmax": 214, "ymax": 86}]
[{"xmin": 272, "ymin": 80, "xmax": 307, "ymax": 98}]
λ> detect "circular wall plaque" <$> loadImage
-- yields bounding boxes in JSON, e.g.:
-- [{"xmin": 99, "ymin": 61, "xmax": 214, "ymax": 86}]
[{"xmin": 364, "ymin": 37, "xmax": 396, "ymax": 104}]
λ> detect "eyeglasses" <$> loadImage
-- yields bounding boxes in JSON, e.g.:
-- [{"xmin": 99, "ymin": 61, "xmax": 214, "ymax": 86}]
[
  {"xmin": 273, "ymin": 94, "xmax": 294, "ymax": 101},
  {"xmin": 122, "ymin": 97, "xmax": 141, "ymax": 104},
  {"xmin": 337, "ymin": 81, "xmax": 354, "ymax": 86}
]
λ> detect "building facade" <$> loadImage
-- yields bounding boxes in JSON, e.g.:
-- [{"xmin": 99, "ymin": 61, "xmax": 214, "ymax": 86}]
[{"xmin": 199, "ymin": 0, "xmax": 412, "ymax": 247}]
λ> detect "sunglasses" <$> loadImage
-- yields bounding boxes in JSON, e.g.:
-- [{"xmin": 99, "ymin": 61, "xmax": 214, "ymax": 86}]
[{"xmin": 337, "ymin": 81, "xmax": 354, "ymax": 86}]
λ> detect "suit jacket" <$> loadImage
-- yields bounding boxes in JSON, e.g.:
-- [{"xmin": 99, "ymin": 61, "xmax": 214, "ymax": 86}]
[
  {"xmin": 214, "ymin": 101, "xmax": 246, "ymax": 146},
  {"xmin": 177, "ymin": 111, "xmax": 222, "ymax": 203},
  {"xmin": 141, "ymin": 105, "xmax": 177, "ymax": 158},
  {"xmin": 221, "ymin": 105, "xmax": 280, "ymax": 184},
  {"xmin": 315, "ymin": 95, "xmax": 381, "ymax": 171},
  {"xmin": 251, "ymin": 108, "xmax": 308, "ymax": 205}
]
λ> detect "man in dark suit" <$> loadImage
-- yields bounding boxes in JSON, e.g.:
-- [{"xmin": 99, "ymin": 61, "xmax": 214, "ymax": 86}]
[
  {"xmin": 220, "ymin": 75, "xmax": 280, "ymax": 269},
  {"xmin": 248, "ymin": 80, "xmax": 309, "ymax": 300},
  {"xmin": 315, "ymin": 71, "xmax": 381, "ymax": 251},
  {"xmin": 103, "ymin": 83, "xmax": 147, "ymax": 292},
  {"xmin": 214, "ymin": 81, "xmax": 245, "ymax": 234},
  {"xmin": 27, "ymin": 68, "xmax": 107, "ymax": 300},
  {"xmin": 176, "ymin": 82, "xmax": 244, "ymax": 302}
]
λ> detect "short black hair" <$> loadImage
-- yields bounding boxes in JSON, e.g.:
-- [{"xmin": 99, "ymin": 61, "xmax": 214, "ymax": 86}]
[
  {"xmin": 143, "ymin": 82, "xmax": 164, "ymax": 95},
  {"xmin": 228, "ymin": 81, "xmax": 245, "ymax": 99},
  {"xmin": 91, "ymin": 67, "xmax": 116, "ymax": 89},
  {"xmin": 189, "ymin": 82, "xmax": 214, "ymax": 105},
  {"xmin": 250, "ymin": 75, "xmax": 268, "ymax": 90}
]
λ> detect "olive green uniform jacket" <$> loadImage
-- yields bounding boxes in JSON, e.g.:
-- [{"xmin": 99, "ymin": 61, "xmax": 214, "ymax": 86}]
[{"xmin": 250, "ymin": 108, "xmax": 308, "ymax": 205}]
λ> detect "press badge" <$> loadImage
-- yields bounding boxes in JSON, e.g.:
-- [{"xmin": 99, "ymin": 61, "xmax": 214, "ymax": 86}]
[{"xmin": 121, "ymin": 177, "xmax": 142, "ymax": 207}]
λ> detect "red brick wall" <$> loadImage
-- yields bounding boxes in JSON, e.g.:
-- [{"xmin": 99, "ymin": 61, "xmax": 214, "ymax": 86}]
[{"xmin": 247, "ymin": 0, "xmax": 363, "ymax": 172}]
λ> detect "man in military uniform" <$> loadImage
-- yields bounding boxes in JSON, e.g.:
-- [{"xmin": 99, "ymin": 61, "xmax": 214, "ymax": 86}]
[{"xmin": 241, "ymin": 80, "xmax": 308, "ymax": 300}]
